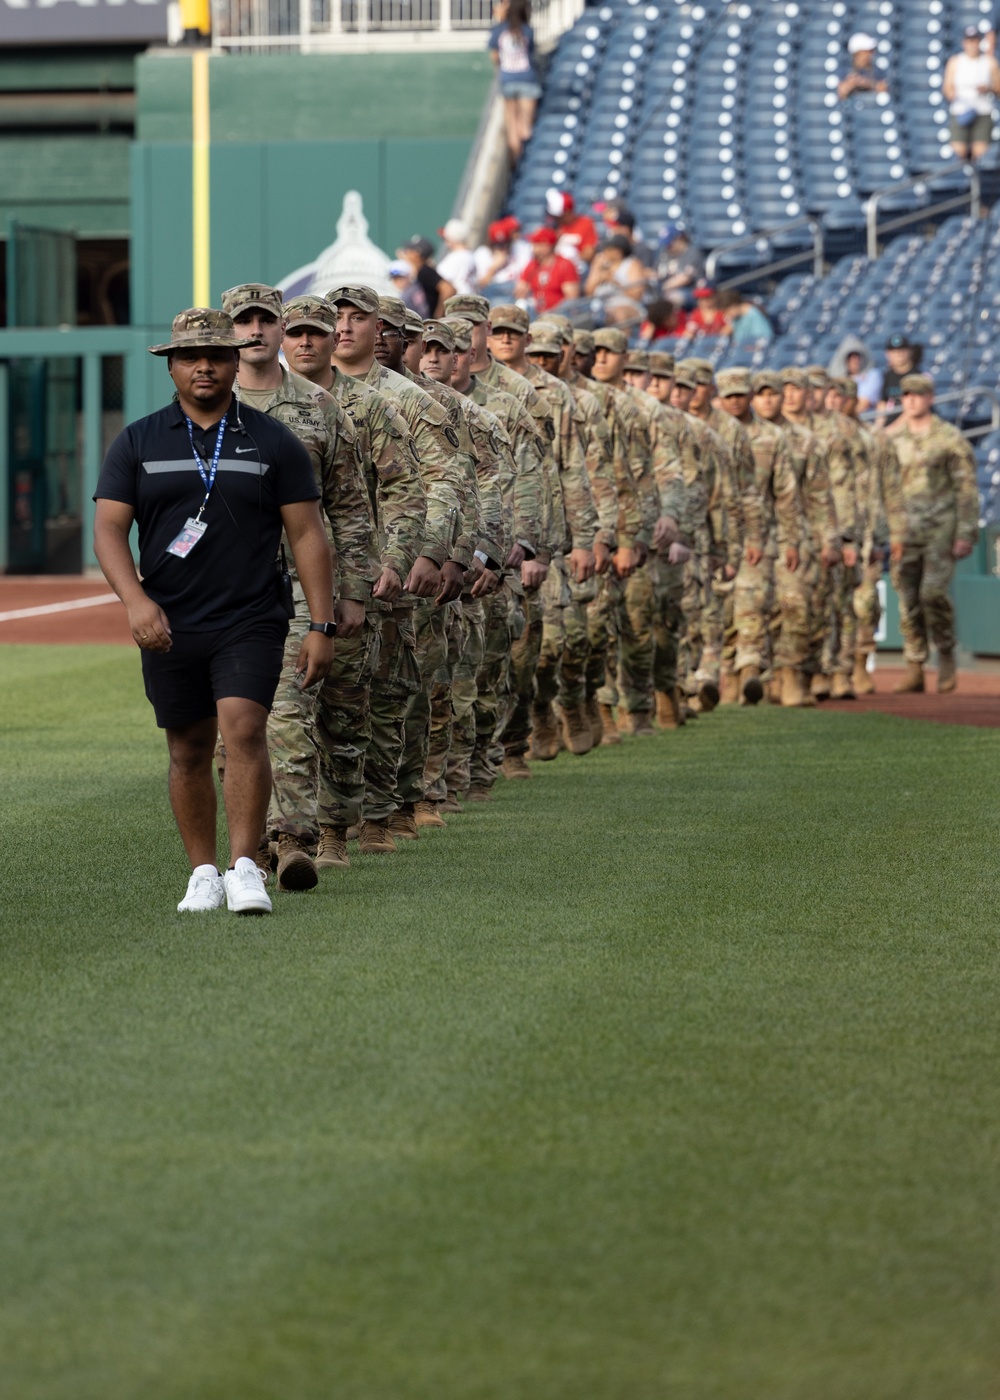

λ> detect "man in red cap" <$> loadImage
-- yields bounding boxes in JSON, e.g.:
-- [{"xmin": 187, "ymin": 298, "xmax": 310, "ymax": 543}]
[
  {"xmin": 473, "ymin": 216, "xmax": 530, "ymax": 291},
  {"xmin": 544, "ymin": 189, "xmax": 599, "ymax": 267},
  {"xmin": 515, "ymin": 228, "xmax": 580, "ymax": 313}
]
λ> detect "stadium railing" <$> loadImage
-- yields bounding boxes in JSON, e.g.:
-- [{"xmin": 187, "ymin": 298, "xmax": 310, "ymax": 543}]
[
  {"xmin": 866, "ymin": 163, "xmax": 981, "ymax": 261},
  {"xmin": 705, "ymin": 217, "xmax": 825, "ymax": 291}
]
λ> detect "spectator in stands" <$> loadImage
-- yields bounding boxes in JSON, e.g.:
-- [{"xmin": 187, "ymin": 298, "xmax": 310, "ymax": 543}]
[
  {"xmin": 639, "ymin": 298, "xmax": 689, "ymax": 343},
  {"xmin": 544, "ymin": 189, "xmax": 600, "ymax": 268},
  {"xmin": 877, "ymin": 332, "xmax": 923, "ymax": 424},
  {"xmin": 656, "ymin": 224, "xmax": 705, "ymax": 308},
  {"xmin": 489, "ymin": 0, "xmax": 542, "ymax": 165},
  {"xmin": 473, "ymin": 216, "xmax": 532, "ymax": 292},
  {"xmin": 717, "ymin": 289, "xmax": 773, "ymax": 346},
  {"xmin": 686, "ymin": 282, "xmax": 726, "ymax": 336},
  {"xmin": 436, "ymin": 219, "xmax": 478, "ymax": 297},
  {"xmin": 515, "ymin": 226, "xmax": 581, "ymax": 311},
  {"xmin": 943, "ymin": 27, "xmax": 1000, "ymax": 162},
  {"xmin": 388, "ymin": 259, "xmax": 430, "ymax": 318},
  {"xmin": 830, "ymin": 334, "xmax": 881, "ymax": 411},
  {"xmin": 398, "ymin": 235, "xmax": 456, "ymax": 316},
  {"xmin": 584, "ymin": 234, "xmax": 654, "ymax": 302},
  {"xmin": 837, "ymin": 33, "xmax": 888, "ymax": 100},
  {"xmin": 598, "ymin": 201, "xmax": 655, "ymax": 267}
]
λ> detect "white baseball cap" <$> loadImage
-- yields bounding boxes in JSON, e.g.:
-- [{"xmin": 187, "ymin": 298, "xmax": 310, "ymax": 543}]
[
  {"xmin": 438, "ymin": 218, "xmax": 469, "ymax": 244},
  {"xmin": 848, "ymin": 31, "xmax": 877, "ymax": 54}
]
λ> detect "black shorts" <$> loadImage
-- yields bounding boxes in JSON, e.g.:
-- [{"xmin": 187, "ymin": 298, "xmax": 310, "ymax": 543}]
[{"xmin": 140, "ymin": 615, "xmax": 288, "ymax": 729}]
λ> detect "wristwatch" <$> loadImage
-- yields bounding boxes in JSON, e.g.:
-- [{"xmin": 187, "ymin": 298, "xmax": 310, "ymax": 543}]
[{"xmin": 308, "ymin": 620, "xmax": 337, "ymax": 636}]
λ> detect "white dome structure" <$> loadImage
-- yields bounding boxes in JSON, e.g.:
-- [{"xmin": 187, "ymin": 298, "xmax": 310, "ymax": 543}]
[{"xmin": 278, "ymin": 191, "xmax": 395, "ymax": 300}]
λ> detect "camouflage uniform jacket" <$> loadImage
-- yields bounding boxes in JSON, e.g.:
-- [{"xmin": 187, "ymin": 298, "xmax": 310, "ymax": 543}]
[
  {"xmin": 743, "ymin": 413, "xmax": 804, "ymax": 556},
  {"xmin": 777, "ymin": 415, "xmax": 839, "ymax": 554},
  {"xmin": 237, "ymin": 367, "xmax": 376, "ymax": 603},
  {"xmin": 807, "ymin": 411, "xmax": 860, "ymax": 546},
  {"xmin": 361, "ymin": 361, "xmax": 462, "ymax": 567},
  {"xmin": 863, "ymin": 432, "xmax": 899, "ymax": 552},
  {"xmin": 628, "ymin": 389, "xmax": 701, "ymax": 550},
  {"xmin": 880, "ymin": 415, "xmax": 979, "ymax": 547},
  {"xmin": 683, "ymin": 411, "xmax": 741, "ymax": 568},
  {"xmin": 453, "ymin": 390, "xmax": 513, "ymax": 567},
  {"xmin": 478, "ymin": 355, "xmax": 555, "ymax": 564},
  {"xmin": 329, "ymin": 366, "xmax": 426, "ymax": 584},
  {"xmin": 468, "ymin": 376, "xmax": 544, "ymax": 561},
  {"xmin": 705, "ymin": 406, "xmax": 766, "ymax": 553},
  {"xmin": 565, "ymin": 370, "xmax": 643, "ymax": 549},
  {"xmin": 404, "ymin": 366, "xmax": 485, "ymax": 570},
  {"xmin": 562, "ymin": 376, "xmax": 620, "ymax": 549},
  {"xmin": 522, "ymin": 360, "xmax": 599, "ymax": 556}
]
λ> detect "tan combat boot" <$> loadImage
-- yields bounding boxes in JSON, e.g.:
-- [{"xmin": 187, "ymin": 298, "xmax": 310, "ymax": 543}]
[
  {"xmin": 388, "ymin": 806, "xmax": 419, "ymax": 841},
  {"xmin": 937, "ymin": 651, "xmax": 957, "ymax": 693},
  {"xmin": 315, "ymin": 825, "xmax": 350, "ymax": 869},
  {"xmin": 893, "ymin": 662, "xmax": 924, "ymax": 694},
  {"xmin": 440, "ymin": 791, "xmax": 463, "ymax": 814},
  {"xmin": 739, "ymin": 666, "xmax": 764, "ymax": 706},
  {"xmin": 502, "ymin": 753, "xmax": 532, "ymax": 779},
  {"xmin": 414, "ymin": 799, "xmax": 447, "ymax": 827},
  {"xmin": 254, "ymin": 838, "xmax": 273, "ymax": 882},
  {"xmin": 765, "ymin": 675, "xmax": 782, "ymax": 705},
  {"xmin": 830, "ymin": 672, "xmax": 855, "ymax": 700},
  {"xmin": 276, "ymin": 833, "xmax": 319, "ymax": 891},
  {"xmin": 629, "ymin": 710, "xmax": 656, "ymax": 736},
  {"xmin": 779, "ymin": 667, "xmax": 809, "ymax": 708},
  {"xmin": 810, "ymin": 672, "xmax": 831, "ymax": 701},
  {"xmin": 720, "ymin": 669, "xmax": 740, "ymax": 704},
  {"xmin": 698, "ymin": 681, "xmax": 720, "ymax": 712},
  {"xmin": 562, "ymin": 703, "xmax": 595, "ymax": 755},
  {"xmin": 655, "ymin": 688, "xmax": 682, "ymax": 729},
  {"xmin": 598, "ymin": 703, "xmax": 622, "ymax": 746},
  {"xmin": 853, "ymin": 652, "xmax": 875, "ymax": 695},
  {"xmin": 466, "ymin": 784, "xmax": 493, "ymax": 801},
  {"xmin": 358, "ymin": 819, "xmax": 397, "ymax": 854},
  {"xmin": 529, "ymin": 702, "xmax": 560, "ymax": 760},
  {"xmin": 585, "ymin": 695, "xmax": 603, "ymax": 746}
]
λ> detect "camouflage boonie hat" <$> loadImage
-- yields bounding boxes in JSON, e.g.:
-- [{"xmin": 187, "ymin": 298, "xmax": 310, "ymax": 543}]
[
  {"xmin": 148, "ymin": 307, "xmax": 262, "ymax": 357},
  {"xmin": 715, "ymin": 367, "xmax": 752, "ymax": 396},
  {"xmin": 489, "ymin": 304, "xmax": 529, "ymax": 333},
  {"xmin": 444, "ymin": 293, "xmax": 491, "ymax": 323},
  {"xmin": 901, "ymin": 372, "xmax": 934, "ymax": 395},
  {"xmin": 805, "ymin": 364, "xmax": 829, "ymax": 388},
  {"xmin": 528, "ymin": 321, "xmax": 563, "ymax": 355},
  {"xmin": 326, "ymin": 284, "xmax": 379, "ymax": 314},
  {"xmin": 537, "ymin": 312, "xmax": 573, "ymax": 343},
  {"xmin": 443, "ymin": 315, "xmax": 473, "ymax": 351},
  {"xmin": 647, "ymin": 351, "xmax": 675, "ymax": 377},
  {"xmin": 624, "ymin": 349, "xmax": 650, "ymax": 372},
  {"xmin": 672, "ymin": 362, "xmax": 698, "ymax": 390},
  {"xmin": 752, "ymin": 370, "xmax": 783, "ymax": 394},
  {"xmin": 683, "ymin": 357, "xmax": 714, "ymax": 385},
  {"xmin": 220, "ymin": 283, "xmax": 283, "ymax": 321},
  {"xmin": 282, "ymin": 295, "xmax": 337, "ymax": 333},
  {"xmin": 780, "ymin": 366, "xmax": 808, "ymax": 388},
  {"xmin": 403, "ymin": 308, "xmax": 425, "ymax": 338},
  {"xmin": 572, "ymin": 329, "xmax": 595, "ymax": 354},
  {"xmin": 377, "ymin": 296, "xmax": 407, "ymax": 328},
  {"xmin": 836, "ymin": 375, "xmax": 859, "ymax": 396},
  {"xmin": 593, "ymin": 327, "xmax": 628, "ymax": 354},
  {"xmin": 422, "ymin": 318, "xmax": 456, "ymax": 351}
]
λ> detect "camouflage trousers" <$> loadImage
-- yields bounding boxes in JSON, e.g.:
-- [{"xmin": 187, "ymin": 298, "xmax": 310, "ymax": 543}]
[
  {"xmin": 441, "ymin": 598, "xmax": 486, "ymax": 799},
  {"xmin": 617, "ymin": 562, "xmax": 655, "ymax": 714},
  {"xmin": 694, "ymin": 570, "xmax": 728, "ymax": 690},
  {"xmin": 501, "ymin": 585, "xmax": 545, "ymax": 758},
  {"xmin": 422, "ymin": 601, "xmax": 468, "ymax": 802},
  {"xmin": 677, "ymin": 553, "xmax": 706, "ymax": 697},
  {"xmin": 534, "ymin": 555, "xmax": 571, "ymax": 711},
  {"xmin": 649, "ymin": 555, "xmax": 685, "ymax": 696},
  {"xmin": 556, "ymin": 576, "xmax": 597, "ymax": 711},
  {"xmin": 733, "ymin": 555, "xmax": 773, "ymax": 674},
  {"xmin": 266, "ymin": 614, "xmax": 381, "ymax": 841},
  {"xmin": 470, "ymin": 584, "xmax": 523, "ymax": 793},
  {"xmin": 854, "ymin": 555, "xmax": 883, "ymax": 655},
  {"xmin": 398, "ymin": 599, "xmax": 449, "ymax": 809},
  {"xmin": 586, "ymin": 571, "xmax": 624, "ymax": 708},
  {"xmin": 826, "ymin": 558, "xmax": 860, "ymax": 676},
  {"xmin": 365, "ymin": 605, "xmax": 421, "ymax": 821},
  {"xmin": 769, "ymin": 548, "xmax": 815, "ymax": 672},
  {"xmin": 805, "ymin": 561, "xmax": 836, "ymax": 678},
  {"xmin": 890, "ymin": 534, "xmax": 957, "ymax": 664}
]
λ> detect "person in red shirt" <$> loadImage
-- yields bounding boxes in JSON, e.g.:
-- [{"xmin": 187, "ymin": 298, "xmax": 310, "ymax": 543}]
[
  {"xmin": 687, "ymin": 282, "xmax": 727, "ymax": 336},
  {"xmin": 515, "ymin": 227, "xmax": 581, "ymax": 312},
  {"xmin": 544, "ymin": 189, "xmax": 599, "ymax": 267}
]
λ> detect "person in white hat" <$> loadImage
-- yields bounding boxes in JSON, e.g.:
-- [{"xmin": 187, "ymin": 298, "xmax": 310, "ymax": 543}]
[
  {"xmin": 837, "ymin": 32, "xmax": 888, "ymax": 100},
  {"xmin": 436, "ymin": 218, "xmax": 478, "ymax": 297}
]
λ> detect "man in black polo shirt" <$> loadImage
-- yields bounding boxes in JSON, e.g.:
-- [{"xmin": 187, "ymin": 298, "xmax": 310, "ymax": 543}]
[{"xmin": 94, "ymin": 308, "xmax": 335, "ymax": 917}]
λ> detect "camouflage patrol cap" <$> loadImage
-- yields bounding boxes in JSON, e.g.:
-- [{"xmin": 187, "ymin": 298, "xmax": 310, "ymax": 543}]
[
  {"xmin": 624, "ymin": 349, "xmax": 650, "ymax": 372},
  {"xmin": 403, "ymin": 307, "xmax": 425, "ymax": 338},
  {"xmin": 220, "ymin": 283, "xmax": 283, "ymax": 320},
  {"xmin": 647, "ymin": 351, "xmax": 675, "ymax": 377},
  {"xmin": 683, "ymin": 357, "xmax": 715, "ymax": 385},
  {"xmin": 805, "ymin": 364, "xmax": 829, "ymax": 388},
  {"xmin": 592, "ymin": 327, "xmax": 628, "ymax": 354},
  {"xmin": 715, "ymin": 367, "xmax": 753, "ymax": 397},
  {"xmin": 326, "ymin": 284, "xmax": 379, "ymax": 314},
  {"xmin": 443, "ymin": 315, "xmax": 473, "ymax": 351},
  {"xmin": 444, "ymin": 293, "xmax": 491, "ymax": 323},
  {"xmin": 572, "ymin": 329, "xmax": 595, "ymax": 354},
  {"xmin": 148, "ymin": 307, "xmax": 262, "ymax": 357},
  {"xmin": 489, "ymin": 304, "xmax": 529, "ymax": 333},
  {"xmin": 422, "ymin": 318, "xmax": 456, "ymax": 351},
  {"xmin": 537, "ymin": 312, "xmax": 574, "ymax": 344},
  {"xmin": 527, "ymin": 321, "xmax": 563, "ymax": 356},
  {"xmin": 282, "ymin": 295, "xmax": 337, "ymax": 333},
  {"xmin": 780, "ymin": 366, "xmax": 808, "ymax": 388},
  {"xmin": 673, "ymin": 363, "xmax": 698, "ymax": 390},
  {"xmin": 900, "ymin": 372, "xmax": 934, "ymax": 395},
  {"xmin": 837, "ymin": 375, "xmax": 859, "ymax": 397},
  {"xmin": 752, "ymin": 370, "xmax": 783, "ymax": 394},
  {"xmin": 377, "ymin": 296, "xmax": 407, "ymax": 329}
]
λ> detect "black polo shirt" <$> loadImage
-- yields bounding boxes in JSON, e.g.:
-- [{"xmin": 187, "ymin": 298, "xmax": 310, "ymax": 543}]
[{"xmin": 96, "ymin": 399, "xmax": 318, "ymax": 630}]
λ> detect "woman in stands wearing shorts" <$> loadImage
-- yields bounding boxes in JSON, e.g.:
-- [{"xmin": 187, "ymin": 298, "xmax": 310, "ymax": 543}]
[
  {"xmin": 943, "ymin": 26, "xmax": 1000, "ymax": 162},
  {"xmin": 489, "ymin": 0, "xmax": 542, "ymax": 165}
]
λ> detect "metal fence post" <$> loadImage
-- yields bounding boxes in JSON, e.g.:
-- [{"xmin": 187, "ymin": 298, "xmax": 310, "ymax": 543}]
[
  {"xmin": 82, "ymin": 354, "xmax": 102, "ymax": 572},
  {"xmin": 0, "ymin": 363, "xmax": 8, "ymax": 574},
  {"xmin": 300, "ymin": 0, "xmax": 312, "ymax": 49}
]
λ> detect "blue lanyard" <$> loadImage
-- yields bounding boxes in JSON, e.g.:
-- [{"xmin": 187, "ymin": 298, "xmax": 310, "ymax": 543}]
[{"xmin": 184, "ymin": 413, "xmax": 228, "ymax": 522}]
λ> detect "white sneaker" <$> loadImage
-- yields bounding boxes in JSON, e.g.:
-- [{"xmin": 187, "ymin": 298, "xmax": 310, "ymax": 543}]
[
  {"xmin": 177, "ymin": 865, "xmax": 225, "ymax": 913},
  {"xmin": 224, "ymin": 857, "xmax": 273, "ymax": 915}
]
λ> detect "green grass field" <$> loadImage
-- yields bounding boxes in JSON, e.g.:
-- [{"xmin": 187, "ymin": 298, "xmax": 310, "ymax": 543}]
[{"xmin": 2, "ymin": 643, "xmax": 999, "ymax": 1399}]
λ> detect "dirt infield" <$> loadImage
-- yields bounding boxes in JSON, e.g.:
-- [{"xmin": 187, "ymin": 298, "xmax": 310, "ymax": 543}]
[{"xmin": 823, "ymin": 666, "xmax": 1000, "ymax": 728}]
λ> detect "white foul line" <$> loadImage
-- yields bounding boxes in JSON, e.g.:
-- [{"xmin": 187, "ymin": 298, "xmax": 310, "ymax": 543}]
[{"xmin": 0, "ymin": 593, "xmax": 120, "ymax": 624}]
